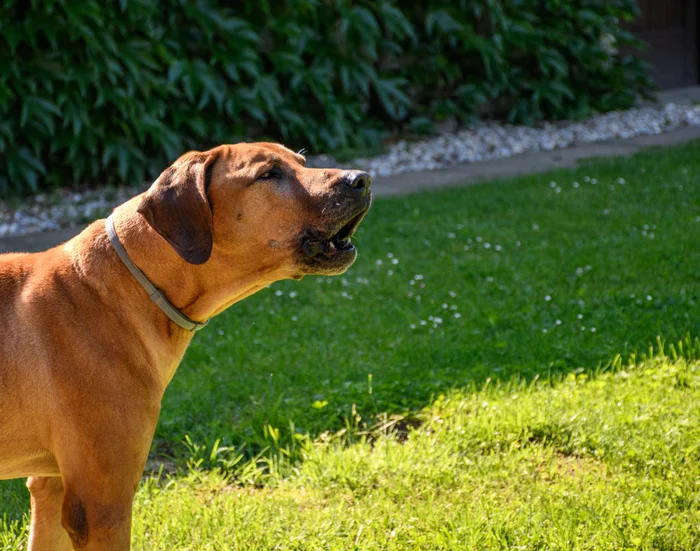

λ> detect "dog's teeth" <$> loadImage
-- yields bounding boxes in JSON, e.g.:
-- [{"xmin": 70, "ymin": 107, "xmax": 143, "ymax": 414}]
[{"xmin": 328, "ymin": 241, "xmax": 336, "ymax": 252}]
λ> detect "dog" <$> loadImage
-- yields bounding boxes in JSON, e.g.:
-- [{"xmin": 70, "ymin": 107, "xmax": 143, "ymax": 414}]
[{"xmin": 0, "ymin": 142, "xmax": 372, "ymax": 550}]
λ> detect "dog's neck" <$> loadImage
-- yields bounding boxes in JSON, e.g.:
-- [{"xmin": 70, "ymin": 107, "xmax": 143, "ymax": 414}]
[
  {"xmin": 69, "ymin": 195, "xmax": 280, "ymax": 387},
  {"xmin": 112, "ymin": 195, "xmax": 280, "ymax": 320}
]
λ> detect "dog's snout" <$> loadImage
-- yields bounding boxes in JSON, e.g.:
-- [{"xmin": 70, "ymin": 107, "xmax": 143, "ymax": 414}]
[{"xmin": 342, "ymin": 171, "xmax": 371, "ymax": 194}]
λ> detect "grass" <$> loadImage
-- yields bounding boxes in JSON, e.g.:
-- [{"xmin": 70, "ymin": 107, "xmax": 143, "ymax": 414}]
[
  {"xmin": 5, "ymin": 353, "xmax": 700, "ymax": 550},
  {"xmin": 1, "ymin": 141, "xmax": 699, "ymax": 549}
]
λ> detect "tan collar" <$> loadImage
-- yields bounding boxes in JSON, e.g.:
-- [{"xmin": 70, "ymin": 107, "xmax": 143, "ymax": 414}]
[{"xmin": 105, "ymin": 215, "xmax": 209, "ymax": 332}]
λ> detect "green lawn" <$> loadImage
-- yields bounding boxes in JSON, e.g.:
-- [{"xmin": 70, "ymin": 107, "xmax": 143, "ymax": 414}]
[{"xmin": 2, "ymin": 142, "xmax": 699, "ymax": 549}]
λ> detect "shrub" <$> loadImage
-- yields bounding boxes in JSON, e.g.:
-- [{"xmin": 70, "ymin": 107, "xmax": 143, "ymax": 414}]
[{"xmin": 0, "ymin": 0, "xmax": 652, "ymax": 195}]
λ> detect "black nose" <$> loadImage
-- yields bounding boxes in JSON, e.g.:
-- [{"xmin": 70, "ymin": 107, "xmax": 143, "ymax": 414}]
[{"xmin": 343, "ymin": 171, "xmax": 371, "ymax": 194}]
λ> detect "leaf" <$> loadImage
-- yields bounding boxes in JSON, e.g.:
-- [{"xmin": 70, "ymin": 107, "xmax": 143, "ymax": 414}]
[
  {"xmin": 577, "ymin": 9, "xmax": 602, "ymax": 25},
  {"xmin": 17, "ymin": 147, "xmax": 47, "ymax": 175},
  {"xmin": 350, "ymin": 6, "xmax": 379, "ymax": 34},
  {"xmin": 372, "ymin": 77, "xmax": 410, "ymax": 121},
  {"xmin": 168, "ymin": 61, "xmax": 186, "ymax": 84},
  {"xmin": 117, "ymin": 146, "xmax": 130, "ymax": 181},
  {"xmin": 224, "ymin": 63, "xmax": 240, "ymax": 82},
  {"xmin": 379, "ymin": 3, "xmax": 416, "ymax": 42},
  {"xmin": 426, "ymin": 9, "xmax": 463, "ymax": 36}
]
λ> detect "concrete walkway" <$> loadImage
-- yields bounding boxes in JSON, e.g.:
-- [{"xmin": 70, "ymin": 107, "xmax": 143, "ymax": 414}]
[
  {"xmin": 2, "ymin": 87, "xmax": 700, "ymax": 254},
  {"xmin": 0, "ymin": 226, "xmax": 89, "ymax": 254}
]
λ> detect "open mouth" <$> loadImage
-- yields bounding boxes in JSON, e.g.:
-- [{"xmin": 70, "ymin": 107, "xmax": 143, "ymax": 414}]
[
  {"xmin": 302, "ymin": 205, "xmax": 370, "ymax": 262},
  {"xmin": 328, "ymin": 209, "xmax": 367, "ymax": 252}
]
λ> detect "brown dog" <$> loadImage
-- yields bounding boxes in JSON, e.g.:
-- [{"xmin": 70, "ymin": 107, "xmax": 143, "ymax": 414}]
[{"xmin": 0, "ymin": 143, "xmax": 371, "ymax": 550}]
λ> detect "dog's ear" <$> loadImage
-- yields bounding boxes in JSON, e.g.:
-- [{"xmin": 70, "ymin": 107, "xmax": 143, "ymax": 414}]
[{"xmin": 137, "ymin": 151, "xmax": 218, "ymax": 265}]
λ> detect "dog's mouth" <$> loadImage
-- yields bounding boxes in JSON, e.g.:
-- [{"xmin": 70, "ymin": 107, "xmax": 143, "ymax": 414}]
[
  {"xmin": 303, "ymin": 209, "xmax": 366, "ymax": 257},
  {"xmin": 299, "ymin": 199, "xmax": 372, "ymax": 274}
]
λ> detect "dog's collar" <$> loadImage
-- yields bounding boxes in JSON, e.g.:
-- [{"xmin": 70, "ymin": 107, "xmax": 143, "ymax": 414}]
[{"xmin": 105, "ymin": 215, "xmax": 209, "ymax": 332}]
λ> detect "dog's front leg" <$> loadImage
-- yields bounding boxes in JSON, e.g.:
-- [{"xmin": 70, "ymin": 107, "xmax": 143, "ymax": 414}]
[
  {"xmin": 26, "ymin": 476, "xmax": 73, "ymax": 551},
  {"xmin": 49, "ymin": 402, "xmax": 159, "ymax": 550},
  {"xmin": 51, "ymin": 441, "xmax": 148, "ymax": 551}
]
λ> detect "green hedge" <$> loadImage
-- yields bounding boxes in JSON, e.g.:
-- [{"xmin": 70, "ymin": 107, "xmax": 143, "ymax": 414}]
[{"xmin": 0, "ymin": 0, "xmax": 652, "ymax": 195}]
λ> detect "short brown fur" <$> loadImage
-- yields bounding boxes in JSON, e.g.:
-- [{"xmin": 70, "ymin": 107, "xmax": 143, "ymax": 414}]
[{"xmin": 0, "ymin": 143, "xmax": 371, "ymax": 550}]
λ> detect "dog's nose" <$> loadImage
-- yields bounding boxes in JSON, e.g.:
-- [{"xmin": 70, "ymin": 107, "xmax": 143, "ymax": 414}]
[{"xmin": 342, "ymin": 171, "xmax": 371, "ymax": 194}]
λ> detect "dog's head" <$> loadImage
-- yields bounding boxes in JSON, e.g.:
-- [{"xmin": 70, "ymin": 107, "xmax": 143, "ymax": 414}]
[{"xmin": 137, "ymin": 143, "xmax": 372, "ymax": 278}]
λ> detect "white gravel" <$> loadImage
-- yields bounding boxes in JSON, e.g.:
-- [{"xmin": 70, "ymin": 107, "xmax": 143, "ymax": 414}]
[
  {"xmin": 2, "ymin": 101, "xmax": 700, "ymax": 239},
  {"xmin": 0, "ymin": 187, "xmax": 142, "ymax": 238},
  {"xmin": 339, "ymin": 102, "xmax": 700, "ymax": 177}
]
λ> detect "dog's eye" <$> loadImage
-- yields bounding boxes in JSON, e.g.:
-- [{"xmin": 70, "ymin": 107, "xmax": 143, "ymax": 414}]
[{"xmin": 258, "ymin": 167, "xmax": 283, "ymax": 181}]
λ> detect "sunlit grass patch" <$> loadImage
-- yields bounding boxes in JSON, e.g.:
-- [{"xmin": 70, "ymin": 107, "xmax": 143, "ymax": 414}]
[{"xmin": 123, "ymin": 352, "xmax": 700, "ymax": 550}]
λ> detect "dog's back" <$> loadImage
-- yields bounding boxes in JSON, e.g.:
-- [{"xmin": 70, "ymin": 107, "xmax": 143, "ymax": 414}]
[{"xmin": 0, "ymin": 249, "xmax": 62, "ymax": 478}]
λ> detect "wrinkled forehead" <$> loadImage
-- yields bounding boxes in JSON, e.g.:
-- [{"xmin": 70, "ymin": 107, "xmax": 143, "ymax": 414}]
[{"xmin": 218, "ymin": 142, "xmax": 306, "ymax": 172}]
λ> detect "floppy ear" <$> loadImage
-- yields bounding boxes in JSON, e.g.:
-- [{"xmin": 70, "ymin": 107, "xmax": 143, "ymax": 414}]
[{"xmin": 137, "ymin": 151, "xmax": 218, "ymax": 265}]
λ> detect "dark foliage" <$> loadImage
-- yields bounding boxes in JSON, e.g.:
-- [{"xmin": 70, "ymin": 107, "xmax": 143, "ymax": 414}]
[{"xmin": 0, "ymin": 0, "xmax": 653, "ymax": 194}]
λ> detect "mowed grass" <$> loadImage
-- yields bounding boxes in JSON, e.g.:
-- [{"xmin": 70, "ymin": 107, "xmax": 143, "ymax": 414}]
[
  {"xmin": 5, "ymin": 354, "xmax": 700, "ymax": 550},
  {"xmin": 1, "ymin": 141, "xmax": 700, "ymax": 549}
]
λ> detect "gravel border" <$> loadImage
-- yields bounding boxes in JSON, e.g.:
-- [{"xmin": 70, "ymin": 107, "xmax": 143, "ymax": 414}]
[{"xmin": 2, "ymin": 101, "xmax": 700, "ymax": 238}]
